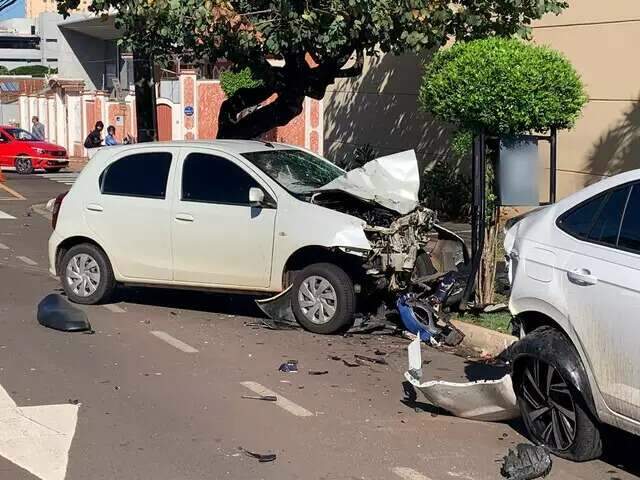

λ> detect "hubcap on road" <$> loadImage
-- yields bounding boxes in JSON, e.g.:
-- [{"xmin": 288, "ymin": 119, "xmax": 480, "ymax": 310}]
[
  {"xmin": 298, "ymin": 275, "xmax": 337, "ymax": 325},
  {"xmin": 520, "ymin": 357, "xmax": 577, "ymax": 451},
  {"xmin": 66, "ymin": 254, "xmax": 101, "ymax": 297}
]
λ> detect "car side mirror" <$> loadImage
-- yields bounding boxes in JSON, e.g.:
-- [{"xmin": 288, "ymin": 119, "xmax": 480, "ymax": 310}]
[{"xmin": 249, "ymin": 187, "xmax": 265, "ymax": 207}]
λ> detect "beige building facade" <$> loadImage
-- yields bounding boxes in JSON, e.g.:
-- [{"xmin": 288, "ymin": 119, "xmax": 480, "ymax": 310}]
[
  {"xmin": 323, "ymin": 0, "xmax": 640, "ymax": 201},
  {"xmin": 26, "ymin": 0, "xmax": 89, "ymax": 18}
]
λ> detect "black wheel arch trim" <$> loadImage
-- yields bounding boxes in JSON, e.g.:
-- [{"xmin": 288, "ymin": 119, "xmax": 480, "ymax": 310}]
[{"xmin": 509, "ymin": 326, "xmax": 599, "ymax": 421}]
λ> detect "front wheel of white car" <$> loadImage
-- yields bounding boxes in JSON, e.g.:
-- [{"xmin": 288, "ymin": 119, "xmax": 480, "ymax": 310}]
[
  {"xmin": 291, "ymin": 262, "xmax": 355, "ymax": 334},
  {"xmin": 61, "ymin": 243, "xmax": 116, "ymax": 305}
]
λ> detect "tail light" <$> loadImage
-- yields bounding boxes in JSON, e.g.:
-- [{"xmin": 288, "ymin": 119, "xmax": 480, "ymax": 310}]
[{"xmin": 51, "ymin": 192, "xmax": 67, "ymax": 229}]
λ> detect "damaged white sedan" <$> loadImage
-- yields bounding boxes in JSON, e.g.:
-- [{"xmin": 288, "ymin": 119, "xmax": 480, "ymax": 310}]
[{"xmin": 48, "ymin": 141, "xmax": 465, "ymax": 334}]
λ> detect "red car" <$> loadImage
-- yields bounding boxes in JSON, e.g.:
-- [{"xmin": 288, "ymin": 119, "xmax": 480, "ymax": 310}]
[{"xmin": 0, "ymin": 125, "xmax": 68, "ymax": 174}]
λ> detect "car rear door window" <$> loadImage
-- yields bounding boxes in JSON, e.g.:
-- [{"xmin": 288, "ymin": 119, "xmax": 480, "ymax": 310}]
[
  {"xmin": 101, "ymin": 152, "xmax": 172, "ymax": 199},
  {"xmin": 587, "ymin": 186, "xmax": 630, "ymax": 246},
  {"xmin": 182, "ymin": 152, "xmax": 259, "ymax": 205},
  {"xmin": 618, "ymin": 185, "xmax": 640, "ymax": 253},
  {"xmin": 558, "ymin": 194, "xmax": 605, "ymax": 239}
]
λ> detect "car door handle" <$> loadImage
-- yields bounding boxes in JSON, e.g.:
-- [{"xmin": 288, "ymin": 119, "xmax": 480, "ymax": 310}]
[
  {"xmin": 175, "ymin": 213, "xmax": 194, "ymax": 222},
  {"xmin": 567, "ymin": 268, "xmax": 598, "ymax": 286},
  {"xmin": 86, "ymin": 204, "xmax": 103, "ymax": 212}
]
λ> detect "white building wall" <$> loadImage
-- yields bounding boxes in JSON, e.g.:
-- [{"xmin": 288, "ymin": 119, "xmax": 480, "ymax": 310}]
[
  {"xmin": 47, "ymin": 96, "xmax": 56, "ymax": 142},
  {"xmin": 54, "ymin": 90, "xmax": 66, "ymax": 150},
  {"xmin": 18, "ymin": 95, "xmax": 29, "ymax": 129}
]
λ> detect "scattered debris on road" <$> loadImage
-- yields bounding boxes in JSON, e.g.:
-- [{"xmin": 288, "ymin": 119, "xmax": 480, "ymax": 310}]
[
  {"xmin": 278, "ymin": 360, "xmax": 298, "ymax": 373},
  {"xmin": 241, "ymin": 395, "xmax": 278, "ymax": 402},
  {"xmin": 37, "ymin": 294, "xmax": 92, "ymax": 332},
  {"xmin": 308, "ymin": 370, "xmax": 329, "ymax": 376},
  {"xmin": 500, "ymin": 444, "xmax": 552, "ymax": 480},
  {"xmin": 354, "ymin": 354, "xmax": 388, "ymax": 365},
  {"xmin": 241, "ymin": 448, "xmax": 277, "ymax": 463}
]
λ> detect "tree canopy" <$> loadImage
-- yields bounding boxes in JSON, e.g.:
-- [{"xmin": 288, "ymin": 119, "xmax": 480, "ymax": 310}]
[
  {"xmin": 419, "ymin": 37, "xmax": 587, "ymax": 135},
  {"xmin": 57, "ymin": 0, "xmax": 569, "ymax": 139}
]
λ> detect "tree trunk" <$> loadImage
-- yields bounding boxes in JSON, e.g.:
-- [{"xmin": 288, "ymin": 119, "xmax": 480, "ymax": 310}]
[
  {"xmin": 477, "ymin": 206, "xmax": 499, "ymax": 306},
  {"xmin": 132, "ymin": 50, "xmax": 157, "ymax": 142}
]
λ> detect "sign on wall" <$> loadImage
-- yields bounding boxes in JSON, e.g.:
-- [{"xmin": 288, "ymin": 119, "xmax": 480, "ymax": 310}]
[{"xmin": 184, "ymin": 106, "xmax": 194, "ymax": 117}]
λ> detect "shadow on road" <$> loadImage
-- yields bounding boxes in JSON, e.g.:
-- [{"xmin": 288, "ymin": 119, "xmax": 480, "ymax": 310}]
[
  {"xmin": 115, "ymin": 286, "xmax": 265, "ymax": 318},
  {"xmin": 600, "ymin": 426, "xmax": 640, "ymax": 478}
]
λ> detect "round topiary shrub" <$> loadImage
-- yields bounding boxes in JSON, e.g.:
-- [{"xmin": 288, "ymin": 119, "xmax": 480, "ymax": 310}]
[{"xmin": 419, "ymin": 37, "xmax": 587, "ymax": 135}]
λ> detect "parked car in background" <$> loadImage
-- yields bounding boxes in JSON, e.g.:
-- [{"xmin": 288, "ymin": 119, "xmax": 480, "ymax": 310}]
[
  {"xmin": 504, "ymin": 169, "xmax": 640, "ymax": 461},
  {"xmin": 0, "ymin": 125, "xmax": 68, "ymax": 174},
  {"xmin": 48, "ymin": 141, "xmax": 465, "ymax": 335}
]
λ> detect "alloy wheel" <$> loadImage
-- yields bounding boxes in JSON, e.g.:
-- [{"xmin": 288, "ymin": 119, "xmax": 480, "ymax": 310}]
[
  {"xmin": 297, "ymin": 275, "xmax": 337, "ymax": 325},
  {"xmin": 65, "ymin": 253, "xmax": 101, "ymax": 297},
  {"xmin": 520, "ymin": 357, "xmax": 577, "ymax": 451}
]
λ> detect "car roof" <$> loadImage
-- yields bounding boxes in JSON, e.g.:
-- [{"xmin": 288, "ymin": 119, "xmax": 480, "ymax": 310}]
[{"xmin": 110, "ymin": 140, "xmax": 300, "ymax": 155}]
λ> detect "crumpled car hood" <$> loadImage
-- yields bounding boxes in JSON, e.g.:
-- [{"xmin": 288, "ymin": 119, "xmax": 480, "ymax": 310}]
[{"xmin": 316, "ymin": 150, "xmax": 420, "ymax": 214}]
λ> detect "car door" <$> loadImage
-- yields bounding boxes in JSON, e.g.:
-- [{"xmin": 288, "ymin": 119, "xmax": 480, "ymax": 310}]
[
  {"xmin": 558, "ymin": 182, "xmax": 640, "ymax": 420},
  {"xmin": 171, "ymin": 148, "xmax": 277, "ymax": 288},
  {"xmin": 0, "ymin": 129, "xmax": 13, "ymax": 168},
  {"xmin": 84, "ymin": 148, "xmax": 176, "ymax": 281}
]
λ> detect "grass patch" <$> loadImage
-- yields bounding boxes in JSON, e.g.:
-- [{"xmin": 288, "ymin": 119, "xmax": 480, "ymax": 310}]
[{"xmin": 453, "ymin": 310, "xmax": 513, "ymax": 334}]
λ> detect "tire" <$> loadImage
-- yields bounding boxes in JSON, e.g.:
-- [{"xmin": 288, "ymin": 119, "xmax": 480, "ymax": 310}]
[
  {"xmin": 291, "ymin": 262, "xmax": 355, "ymax": 334},
  {"xmin": 60, "ymin": 243, "xmax": 116, "ymax": 305},
  {"xmin": 511, "ymin": 327, "xmax": 602, "ymax": 461},
  {"xmin": 15, "ymin": 155, "xmax": 33, "ymax": 174}
]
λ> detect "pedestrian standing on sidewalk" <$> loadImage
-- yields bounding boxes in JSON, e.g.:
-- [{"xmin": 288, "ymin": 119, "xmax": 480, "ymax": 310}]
[
  {"xmin": 84, "ymin": 121, "xmax": 104, "ymax": 158},
  {"xmin": 104, "ymin": 125, "xmax": 119, "ymax": 146},
  {"xmin": 31, "ymin": 116, "xmax": 45, "ymax": 140}
]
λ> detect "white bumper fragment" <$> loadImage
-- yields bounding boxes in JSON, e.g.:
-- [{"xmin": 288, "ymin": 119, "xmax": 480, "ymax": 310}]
[{"xmin": 405, "ymin": 338, "xmax": 520, "ymax": 422}]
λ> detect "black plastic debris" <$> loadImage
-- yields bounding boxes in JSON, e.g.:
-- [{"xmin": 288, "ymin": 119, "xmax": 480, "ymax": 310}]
[
  {"xmin": 241, "ymin": 395, "xmax": 277, "ymax": 402},
  {"xmin": 500, "ymin": 444, "xmax": 552, "ymax": 480},
  {"xmin": 37, "ymin": 294, "xmax": 92, "ymax": 332},
  {"xmin": 242, "ymin": 449, "xmax": 277, "ymax": 463},
  {"xmin": 278, "ymin": 360, "xmax": 298, "ymax": 373},
  {"xmin": 343, "ymin": 360, "xmax": 360, "ymax": 367},
  {"xmin": 308, "ymin": 370, "xmax": 328, "ymax": 376},
  {"xmin": 355, "ymin": 354, "xmax": 388, "ymax": 365}
]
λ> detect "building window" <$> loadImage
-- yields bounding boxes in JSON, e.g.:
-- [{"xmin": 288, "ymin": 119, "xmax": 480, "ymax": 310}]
[
  {"xmin": 45, "ymin": 38, "xmax": 57, "ymax": 43},
  {"xmin": 46, "ymin": 58, "xmax": 58, "ymax": 62}
]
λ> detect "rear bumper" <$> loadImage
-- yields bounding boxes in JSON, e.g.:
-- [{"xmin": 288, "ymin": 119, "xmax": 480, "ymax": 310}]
[{"xmin": 48, "ymin": 231, "xmax": 63, "ymax": 276}]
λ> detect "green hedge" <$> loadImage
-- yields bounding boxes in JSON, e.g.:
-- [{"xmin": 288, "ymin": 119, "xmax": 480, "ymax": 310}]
[
  {"xmin": 419, "ymin": 38, "xmax": 587, "ymax": 135},
  {"xmin": 219, "ymin": 67, "xmax": 263, "ymax": 98}
]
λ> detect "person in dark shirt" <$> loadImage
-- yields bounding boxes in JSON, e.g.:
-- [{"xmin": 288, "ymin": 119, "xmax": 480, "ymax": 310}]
[{"xmin": 84, "ymin": 121, "xmax": 104, "ymax": 150}]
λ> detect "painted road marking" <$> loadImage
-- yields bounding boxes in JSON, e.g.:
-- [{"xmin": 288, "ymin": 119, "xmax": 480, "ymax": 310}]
[
  {"xmin": 150, "ymin": 331, "xmax": 199, "ymax": 353},
  {"xmin": 17, "ymin": 256, "xmax": 37, "ymax": 266},
  {"xmin": 103, "ymin": 304, "xmax": 126, "ymax": 313},
  {"xmin": 0, "ymin": 243, "xmax": 8, "ymax": 250},
  {"xmin": 0, "ymin": 383, "xmax": 78, "ymax": 480},
  {"xmin": 0, "ymin": 210, "xmax": 15, "ymax": 219},
  {"xmin": 392, "ymin": 467, "xmax": 433, "ymax": 480},
  {"xmin": 0, "ymin": 182, "xmax": 25, "ymax": 200},
  {"xmin": 240, "ymin": 381, "xmax": 314, "ymax": 417},
  {"xmin": 41, "ymin": 173, "xmax": 80, "ymax": 186}
]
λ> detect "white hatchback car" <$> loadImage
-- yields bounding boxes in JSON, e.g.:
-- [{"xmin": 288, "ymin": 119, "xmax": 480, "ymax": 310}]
[
  {"xmin": 505, "ymin": 169, "xmax": 640, "ymax": 461},
  {"xmin": 49, "ymin": 141, "xmax": 463, "ymax": 334}
]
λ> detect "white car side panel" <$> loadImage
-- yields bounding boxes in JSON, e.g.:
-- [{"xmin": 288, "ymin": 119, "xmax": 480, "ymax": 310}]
[
  {"xmin": 170, "ymin": 147, "xmax": 277, "ymax": 288},
  {"xmin": 269, "ymin": 200, "xmax": 371, "ymax": 291}
]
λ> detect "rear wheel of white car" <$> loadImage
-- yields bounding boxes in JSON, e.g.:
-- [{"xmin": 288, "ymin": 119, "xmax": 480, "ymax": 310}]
[
  {"xmin": 291, "ymin": 262, "xmax": 355, "ymax": 334},
  {"xmin": 61, "ymin": 243, "xmax": 116, "ymax": 305},
  {"xmin": 511, "ymin": 327, "xmax": 602, "ymax": 461}
]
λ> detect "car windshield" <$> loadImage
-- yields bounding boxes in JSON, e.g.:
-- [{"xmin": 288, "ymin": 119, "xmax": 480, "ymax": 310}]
[
  {"xmin": 242, "ymin": 149, "xmax": 344, "ymax": 195},
  {"xmin": 6, "ymin": 128, "xmax": 35, "ymax": 141}
]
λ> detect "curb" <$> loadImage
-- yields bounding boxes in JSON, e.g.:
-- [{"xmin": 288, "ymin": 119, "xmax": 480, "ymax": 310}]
[{"xmin": 452, "ymin": 319, "xmax": 517, "ymax": 357}]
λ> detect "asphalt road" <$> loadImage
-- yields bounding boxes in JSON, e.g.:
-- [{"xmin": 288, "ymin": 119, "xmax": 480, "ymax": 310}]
[{"xmin": 0, "ymin": 171, "xmax": 639, "ymax": 480}]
